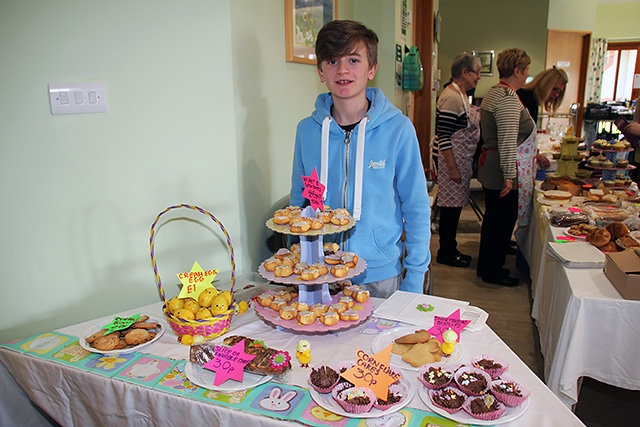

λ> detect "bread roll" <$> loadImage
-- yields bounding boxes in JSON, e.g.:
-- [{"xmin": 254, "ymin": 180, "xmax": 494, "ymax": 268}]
[
  {"xmin": 599, "ymin": 241, "xmax": 620, "ymax": 252},
  {"xmin": 606, "ymin": 222, "xmax": 629, "ymax": 239},
  {"xmin": 587, "ymin": 228, "xmax": 611, "ymax": 247}
]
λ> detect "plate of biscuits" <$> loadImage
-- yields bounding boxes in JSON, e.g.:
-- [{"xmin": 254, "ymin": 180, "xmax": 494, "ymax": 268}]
[
  {"xmin": 79, "ymin": 315, "xmax": 165, "ymax": 355},
  {"xmin": 371, "ymin": 327, "xmax": 463, "ymax": 371}
]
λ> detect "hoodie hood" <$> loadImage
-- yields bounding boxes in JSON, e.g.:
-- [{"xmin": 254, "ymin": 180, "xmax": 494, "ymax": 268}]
[{"xmin": 312, "ymin": 88, "xmax": 402, "ymax": 220}]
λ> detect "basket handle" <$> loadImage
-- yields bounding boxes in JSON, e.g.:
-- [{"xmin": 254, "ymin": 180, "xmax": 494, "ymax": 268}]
[{"xmin": 149, "ymin": 204, "xmax": 236, "ymax": 304}]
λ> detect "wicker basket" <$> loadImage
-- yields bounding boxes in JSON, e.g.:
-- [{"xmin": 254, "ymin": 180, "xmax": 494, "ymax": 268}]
[{"xmin": 150, "ymin": 204, "xmax": 236, "ymax": 342}]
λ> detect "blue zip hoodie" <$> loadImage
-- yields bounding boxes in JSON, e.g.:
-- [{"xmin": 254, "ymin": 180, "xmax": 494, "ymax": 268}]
[{"xmin": 290, "ymin": 88, "xmax": 431, "ymax": 293}]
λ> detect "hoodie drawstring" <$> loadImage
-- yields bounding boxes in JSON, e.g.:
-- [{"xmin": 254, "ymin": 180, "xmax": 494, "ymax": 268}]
[
  {"xmin": 353, "ymin": 117, "xmax": 369, "ymax": 221},
  {"xmin": 320, "ymin": 114, "xmax": 367, "ymax": 222}
]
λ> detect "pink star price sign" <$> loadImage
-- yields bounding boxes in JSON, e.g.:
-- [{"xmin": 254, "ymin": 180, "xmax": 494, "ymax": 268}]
[
  {"xmin": 301, "ymin": 168, "xmax": 326, "ymax": 211},
  {"xmin": 427, "ymin": 309, "xmax": 471, "ymax": 343},
  {"xmin": 203, "ymin": 339, "xmax": 255, "ymax": 386}
]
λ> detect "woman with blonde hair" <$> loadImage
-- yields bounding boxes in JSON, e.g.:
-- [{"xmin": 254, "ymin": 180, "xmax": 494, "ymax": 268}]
[{"xmin": 517, "ymin": 66, "xmax": 569, "ymax": 124}]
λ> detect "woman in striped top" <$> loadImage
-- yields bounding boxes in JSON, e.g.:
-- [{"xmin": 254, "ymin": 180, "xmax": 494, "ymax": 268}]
[
  {"xmin": 476, "ymin": 48, "xmax": 534, "ymax": 287},
  {"xmin": 435, "ymin": 52, "xmax": 482, "ymax": 268}
]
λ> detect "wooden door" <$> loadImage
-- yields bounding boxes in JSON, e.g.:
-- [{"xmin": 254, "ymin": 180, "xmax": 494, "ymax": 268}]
[
  {"xmin": 545, "ymin": 30, "xmax": 591, "ymax": 136},
  {"xmin": 412, "ymin": 0, "xmax": 434, "ymax": 170}
]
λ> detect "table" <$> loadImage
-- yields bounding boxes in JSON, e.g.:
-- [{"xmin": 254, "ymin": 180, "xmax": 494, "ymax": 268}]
[
  {"xmin": 522, "ymin": 196, "xmax": 640, "ymax": 409},
  {"xmin": 0, "ymin": 295, "xmax": 585, "ymax": 426}
]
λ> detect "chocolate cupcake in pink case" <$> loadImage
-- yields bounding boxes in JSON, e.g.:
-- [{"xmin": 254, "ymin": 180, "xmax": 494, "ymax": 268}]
[
  {"xmin": 335, "ymin": 387, "xmax": 376, "ymax": 414},
  {"xmin": 331, "ymin": 381, "xmax": 354, "ymax": 403},
  {"xmin": 490, "ymin": 376, "xmax": 530, "ymax": 407},
  {"xmin": 454, "ymin": 366, "xmax": 492, "ymax": 396},
  {"xmin": 418, "ymin": 363, "xmax": 460, "ymax": 390},
  {"xmin": 463, "ymin": 394, "xmax": 506, "ymax": 421},
  {"xmin": 307, "ymin": 364, "xmax": 340, "ymax": 393},
  {"xmin": 428, "ymin": 386, "xmax": 466, "ymax": 414},
  {"xmin": 471, "ymin": 354, "xmax": 509, "ymax": 379},
  {"xmin": 373, "ymin": 384, "xmax": 405, "ymax": 411}
]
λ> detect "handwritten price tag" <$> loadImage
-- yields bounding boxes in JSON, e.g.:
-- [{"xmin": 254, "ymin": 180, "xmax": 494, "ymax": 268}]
[
  {"xmin": 203, "ymin": 339, "xmax": 256, "ymax": 386},
  {"xmin": 177, "ymin": 261, "xmax": 218, "ymax": 299},
  {"xmin": 301, "ymin": 168, "xmax": 326, "ymax": 211},
  {"xmin": 427, "ymin": 308, "xmax": 471, "ymax": 342},
  {"xmin": 340, "ymin": 346, "xmax": 401, "ymax": 400},
  {"xmin": 102, "ymin": 314, "xmax": 140, "ymax": 334}
]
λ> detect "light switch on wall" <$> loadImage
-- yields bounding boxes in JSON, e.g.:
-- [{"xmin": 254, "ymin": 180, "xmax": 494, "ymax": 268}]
[{"xmin": 48, "ymin": 82, "xmax": 107, "ymax": 115}]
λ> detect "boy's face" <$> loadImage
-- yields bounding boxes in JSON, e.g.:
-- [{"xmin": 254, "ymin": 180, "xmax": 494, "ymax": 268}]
[{"xmin": 317, "ymin": 42, "xmax": 377, "ymax": 102}]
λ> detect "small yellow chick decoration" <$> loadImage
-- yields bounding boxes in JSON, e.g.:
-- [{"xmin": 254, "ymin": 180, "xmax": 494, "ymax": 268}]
[
  {"xmin": 442, "ymin": 328, "xmax": 458, "ymax": 357},
  {"xmin": 296, "ymin": 339, "xmax": 312, "ymax": 368},
  {"xmin": 209, "ymin": 294, "xmax": 229, "ymax": 315}
]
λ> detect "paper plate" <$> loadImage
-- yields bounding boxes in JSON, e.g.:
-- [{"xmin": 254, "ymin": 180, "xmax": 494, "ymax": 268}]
[
  {"xmin": 419, "ymin": 383, "xmax": 529, "ymax": 425},
  {"xmin": 185, "ymin": 361, "xmax": 272, "ymax": 392},
  {"xmin": 308, "ymin": 361, "xmax": 415, "ymax": 418},
  {"xmin": 79, "ymin": 317, "xmax": 165, "ymax": 355},
  {"xmin": 371, "ymin": 327, "xmax": 464, "ymax": 371}
]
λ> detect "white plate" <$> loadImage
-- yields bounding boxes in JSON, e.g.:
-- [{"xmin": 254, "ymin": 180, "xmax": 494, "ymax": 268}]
[
  {"xmin": 371, "ymin": 327, "xmax": 464, "ymax": 371},
  {"xmin": 308, "ymin": 364, "xmax": 415, "ymax": 418},
  {"xmin": 563, "ymin": 227, "xmax": 587, "ymax": 240},
  {"xmin": 537, "ymin": 195, "xmax": 572, "ymax": 207},
  {"xmin": 185, "ymin": 361, "xmax": 272, "ymax": 391},
  {"xmin": 418, "ymin": 384, "xmax": 530, "ymax": 425},
  {"xmin": 79, "ymin": 317, "xmax": 165, "ymax": 355}
]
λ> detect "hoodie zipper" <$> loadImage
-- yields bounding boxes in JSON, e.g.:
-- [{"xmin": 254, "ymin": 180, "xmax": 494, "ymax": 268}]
[{"xmin": 341, "ymin": 130, "xmax": 351, "ymax": 249}]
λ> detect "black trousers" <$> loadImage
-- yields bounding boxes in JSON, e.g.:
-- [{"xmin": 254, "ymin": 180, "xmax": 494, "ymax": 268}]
[
  {"xmin": 477, "ymin": 187, "xmax": 518, "ymax": 278},
  {"xmin": 438, "ymin": 206, "xmax": 463, "ymax": 258}
]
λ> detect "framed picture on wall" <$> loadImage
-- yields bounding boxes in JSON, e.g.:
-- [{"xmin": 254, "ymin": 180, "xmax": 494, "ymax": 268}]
[
  {"xmin": 285, "ymin": 0, "xmax": 337, "ymax": 65},
  {"xmin": 474, "ymin": 50, "xmax": 494, "ymax": 76}
]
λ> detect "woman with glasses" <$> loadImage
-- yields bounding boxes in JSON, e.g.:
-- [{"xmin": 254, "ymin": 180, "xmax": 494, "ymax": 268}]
[
  {"xmin": 476, "ymin": 48, "xmax": 535, "ymax": 286},
  {"xmin": 434, "ymin": 52, "xmax": 482, "ymax": 268},
  {"xmin": 517, "ymin": 66, "xmax": 569, "ymax": 125}
]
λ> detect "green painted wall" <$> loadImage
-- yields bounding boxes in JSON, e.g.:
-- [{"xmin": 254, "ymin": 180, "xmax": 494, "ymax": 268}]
[
  {"xmin": 438, "ymin": 0, "xmax": 550, "ymax": 98},
  {"xmin": 594, "ymin": 3, "xmax": 640, "ymax": 40}
]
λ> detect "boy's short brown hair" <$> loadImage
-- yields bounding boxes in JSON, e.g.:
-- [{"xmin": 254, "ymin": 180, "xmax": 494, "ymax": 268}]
[{"xmin": 315, "ymin": 20, "xmax": 378, "ymax": 69}]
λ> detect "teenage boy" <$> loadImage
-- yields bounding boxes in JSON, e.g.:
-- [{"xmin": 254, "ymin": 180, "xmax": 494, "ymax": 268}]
[{"xmin": 290, "ymin": 20, "xmax": 431, "ymax": 297}]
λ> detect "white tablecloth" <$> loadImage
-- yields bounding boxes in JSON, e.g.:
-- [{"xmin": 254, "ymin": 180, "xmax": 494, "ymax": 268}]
[
  {"xmin": 0, "ymin": 296, "xmax": 584, "ymax": 426},
  {"xmin": 525, "ymin": 198, "xmax": 640, "ymax": 408}
]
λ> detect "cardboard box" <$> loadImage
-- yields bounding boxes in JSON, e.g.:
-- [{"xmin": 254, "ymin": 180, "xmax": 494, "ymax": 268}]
[{"xmin": 604, "ymin": 250, "xmax": 640, "ymax": 300}]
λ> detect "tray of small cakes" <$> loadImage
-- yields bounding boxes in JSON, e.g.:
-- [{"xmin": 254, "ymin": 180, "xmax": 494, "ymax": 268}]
[
  {"xmin": 307, "ymin": 361, "xmax": 416, "ymax": 418},
  {"xmin": 253, "ymin": 284, "xmax": 374, "ymax": 334},
  {"xmin": 266, "ymin": 206, "xmax": 356, "ymax": 236},
  {"xmin": 418, "ymin": 354, "xmax": 530, "ymax": 425}
]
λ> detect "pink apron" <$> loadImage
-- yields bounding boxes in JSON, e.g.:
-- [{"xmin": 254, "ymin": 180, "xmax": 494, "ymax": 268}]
[
  {"xmin": 437, "ymin": 105, "xmax": 481, "ymax": 207},
  {"xmin": 517, "ymin": 116, "xmax": 537, "ymax": 227}
]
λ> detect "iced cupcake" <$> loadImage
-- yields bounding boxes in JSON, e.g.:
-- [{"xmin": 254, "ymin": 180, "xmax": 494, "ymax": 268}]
[
  {"xmin": 418, "ymin": 363, "xmax": 459, "ymax": 390},
  {"xmin": 471, "ymin": 354, "xmax": 509, "ymax": 379},
  {"xmin": 428, "ymin": 387, "xmax": 466, "ymax": 414},
  {"xmin": 335, "ymin": 387, "xmax": 375, "ymax": 414},
  {"xmin": 463, "ymin": 394, "xmax": 505, "ymax": 421},
  {"xmin": 308, "ymin": 364, "xmax": 340, "ymax": 393},
  {"xmin": 373, "ymin": 384, "xmax": 405, "ymax": 411},
  {"xmin": 490, "ymin": 376, "xmax": 530, "ymax": 407},
  {"xmin": 455, "ymin": 366, "xmax": 491, "ymax": 396}
]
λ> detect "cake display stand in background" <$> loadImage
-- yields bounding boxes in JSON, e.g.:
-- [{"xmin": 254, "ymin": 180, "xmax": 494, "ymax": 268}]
[
  {"xmin": 585, "ymin": 146, "xmax": 636, "ymax": 186},
  {"xmin": 259, "ymin": 206, "xmax": 371, "ymax": 334}
]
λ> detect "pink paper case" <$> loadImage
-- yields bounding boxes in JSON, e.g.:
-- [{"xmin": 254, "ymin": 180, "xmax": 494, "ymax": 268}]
[
  {"xmin": 307, "ymin": 364, "xmax": 340, "ymax": 394},
  {"xmin": 490, "ymin": 376, "xmax": 530, "ymax": 407},
  {"xmin": 373, "ymin": 384, "xmax": 406, "ymax": 411},
  {"xmin": 417, "ymin": 362, "xmax": 460, "ymax": 390},
  {"xmin": 463, "ymin": 395, "xmax": 506, "ymax": 421},
  {"xmin": 427, "ymin": 386, "xmax": 466, "ymax": 414},
  {"xmin": 335, "ymin": 387, "xmax": 376, "ymax": 414},
  {"xmin": 470, "ymin": 354, "xmax": 509, "ymax": 379},
  {"xmin": 454, "ymin": 366, "xmax": 492, "ymax": 396}
]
